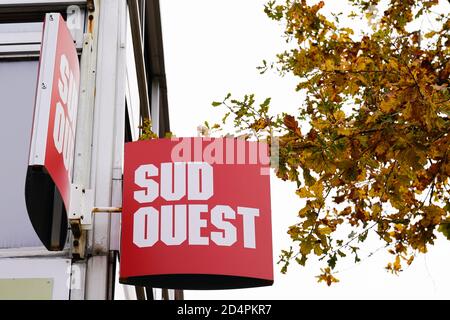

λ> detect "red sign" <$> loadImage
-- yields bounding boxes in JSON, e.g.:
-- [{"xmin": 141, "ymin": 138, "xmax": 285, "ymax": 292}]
[
  {"xmin": 120, "ymin": 138, "xmax": 273, "ymax": 289},
  {"xmin": 29, "ymin": 13, "xmax": 80, "ymax": 210}
]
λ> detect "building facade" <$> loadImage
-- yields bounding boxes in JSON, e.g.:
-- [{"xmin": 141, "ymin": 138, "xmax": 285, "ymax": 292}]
[{"xmin": 0, "ymin": 0, "xmax": 176, "ymax": 300}]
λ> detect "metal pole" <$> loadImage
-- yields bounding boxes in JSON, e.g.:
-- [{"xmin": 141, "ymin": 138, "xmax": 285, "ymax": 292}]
[
  {"xmin": 151, "ymin": 79, "xmax": 160, "ymax": 135},
  {"xmin": 69, "ymin": 0, "xmax": 99, "ymax": 299},
  {"xmin": 85, "ymin": 0, "xmax": 127, "ymax": 300},
  {"xmin": 92, "ymin": 207, "xmax": 122, "ymax": 213}
]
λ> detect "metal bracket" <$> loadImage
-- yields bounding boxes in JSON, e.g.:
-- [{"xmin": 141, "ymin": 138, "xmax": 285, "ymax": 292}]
[
  {"xmin": 70, "ymin": 222, "xmax": 87, "ymax": 260},
  {"xmin": 68, "ymin": 184, "xmax": 94, "ymax": 259},
  {"xmin": 69, "ymin": 184, "xmax": 94, "ymax": 228},
  {"xmin": 86, "ymin": 0, "xmax": 95, "ymax": 12},
  {"xmin": 91, "ymin": 207, "xmax": 122, "ymax": 252},
  {"xmin": 66, "ymin": 6, "xmax": 85, "ymax": 48}
]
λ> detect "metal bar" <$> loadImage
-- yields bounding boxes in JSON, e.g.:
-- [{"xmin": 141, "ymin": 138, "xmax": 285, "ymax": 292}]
[
  {"xmin": 145, "ymin": 286, "xmax": 154, "ymax": 300},
  {"xmin": 162, "ymin": 288, "xmax": 169, "ymax": 300},
  {"xmin": 139, "ymin": 0, "xmax": 145, "ymax": 45},
  {"xmin": 110, "ymin": 0, "xmax": 126, "ymax": 253},
  {"xmin": 107, "ymin": 251, "xmax": 116, "ymax": 300},
  {"xmin": 69, "ymin": 0, "xmax": 99, "ymax": 299},
  {"xmin": 174, "ymin": 289, "xmax": 184, "ymax": 300},
  {"xmin": 127, "ymin": 0, "xmax": 150, "ymax": 121},
  {"xmin": 151, "ymin": 78, "xmax": 160, "ymax": 135},
  {"xmin": 0, "ymin": 52, "xmax": 40, "ymax": 59},
  {"xmin": 92, "ymin": 207, "xmax": 122, "ymax": 213},
  {"xmin": 135, "ymin": 286, "xmax": 146, "ymax": 300},
  {"xmin": 0, "ymin": 0, "xmax": 87, "ymax": 9},
  {"xmin": 73, "ymin": 34, "xmax": 95, "ymax": 188},
  {"xmin": 0, "ymin": 247, "xmax": 70, "ymax": 259}
]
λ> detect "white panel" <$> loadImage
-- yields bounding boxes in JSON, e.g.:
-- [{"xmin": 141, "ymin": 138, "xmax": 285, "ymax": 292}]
[
  {"xmin": 0, "ymin": 61, "xmax": 42, "ymax": 248},
  {"xmin": 0, "ymin": 44, "xmax": 41, "ymax": 54},
  {"xmin": 0, "ymin": 32, "xmax": 41, "ymax": 44},
  {"xmin": 28, "ymin": 13, "xmax": 59, "ymax": 166},
  {"xmin": 0, "ymin": 257, "xmax": 71, "ymax": 300},
  {"xmin": 0, "ymin": 246, "xmax": 68, "ymax": 258},
  {"xmin": 0, "ymin": 19, "xmax": 84, "ymax": 54},
  {"xmin": 0, "ymin": 22, "xmax": 43, "ymax": 33},
  {"xmin": 85, "ymin": 255, "xmax": 107, "ymax": 300},
  {"xmin": 0, "ymin": 22, "xmax": 43, "ymax": 45},
  {"xmin": 69, "ymin": 260, "xmax": 86, "ymax": 299}
]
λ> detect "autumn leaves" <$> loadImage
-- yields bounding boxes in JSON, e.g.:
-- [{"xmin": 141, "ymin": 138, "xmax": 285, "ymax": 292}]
[{"xmin": 209, "ymin": 0, "xmax": 450, "ymax": 285}]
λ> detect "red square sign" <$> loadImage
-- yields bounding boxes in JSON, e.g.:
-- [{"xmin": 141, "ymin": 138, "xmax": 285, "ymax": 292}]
[{"xmin": 120, "ymin": 138, "xmax": 273, "ymax": 289}]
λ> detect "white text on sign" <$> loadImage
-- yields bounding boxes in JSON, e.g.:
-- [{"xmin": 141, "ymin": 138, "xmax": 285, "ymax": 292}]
[
  {"xmin": 52, "ymin": 54, "xmax": 78, "ymax": 178},
  {"xmin": 132, "ymin": 162, "xmax": 260, "ymax": 249}
]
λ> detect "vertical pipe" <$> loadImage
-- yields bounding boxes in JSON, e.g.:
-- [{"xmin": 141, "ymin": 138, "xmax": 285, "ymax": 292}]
[
  {"xmin": 151, "ymin": 79, "xmax": 160, "ymax": 135},
  {"xmin": 107, "ymin": 251, "xmax": 117, "ymax": 300},
  {"xmin": 85, "ymin": 0, "xmax": 126, "ymax": 300}
]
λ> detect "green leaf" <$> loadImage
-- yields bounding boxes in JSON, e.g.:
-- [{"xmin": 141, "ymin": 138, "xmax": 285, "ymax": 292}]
[
  {"xmin": 327, "ymin": 253, "xmax": 338, "ymax": 269},
  {"xmin": 262, "ymin": 97, "xmax": 271, "ymax": 106},
  {"xmin": 348, "ymin": 231, "xmax": 357, "ymax": 239},
  {"xmin": 222, "ymin": 112, "xmax": 230, "ymax": 124},
  {"xmin": 337, "ymin": 250, "xmax": 346, "ymax": 258},
  {"xmin": 358, "ymin": 230, "xmax": 369, "ymax": 242},
  {"xmin": 438, "ymin": 222, "xmax": 450, "ymax": 240},
  {"xmin": 303, "ymin": 169, "xmax": 316, "ymax": 187},
  {"xmin": 295, "ymin": 255, "xmax": 308, "ymax": 266}
]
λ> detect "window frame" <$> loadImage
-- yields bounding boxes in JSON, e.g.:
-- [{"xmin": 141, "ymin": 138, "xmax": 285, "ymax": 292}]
[{"xmin": 0, "ymin": 1, "xmax": 88, "ymax": 57}]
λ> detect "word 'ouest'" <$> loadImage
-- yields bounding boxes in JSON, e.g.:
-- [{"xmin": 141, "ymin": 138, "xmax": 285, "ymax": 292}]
[{"xmin": 132, "ymin": 162, "xmax": 260, "ymax": 249}]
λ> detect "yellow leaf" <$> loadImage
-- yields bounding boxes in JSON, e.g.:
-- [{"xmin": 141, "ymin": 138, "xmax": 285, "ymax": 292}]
[
  {"xmin": 372, "ymin": 203, "xmax": 382, "ymax": 218},
  {"xmin": 314, "ymin": 243, "xmax": 323, "ymax": 256},
  {"xmin": 298, "ymin": 206, "xmax": 309, "ymax": 217},
  {"xmin": 300, "ymin": 241, "xmax": 313, "ymax": 255},
  {"xmin": 318, "ymin": 226, "xmax": 332, "ymax": 235},
  {"xmin": 296, "ymin": 187, "xmax": 314, "ymax": 198},
  {"xmin": 324, "ymin": 59, "xmax": 335, "ymax": 71},
  {"xmin": 337, "ymin": 127, "xmax": 352, "ymax": 136},
  {"xmin": 393, "ymin": 255, "xmax": 402, "ymax": 272},
  {"xmin": 334, "ymin": 110, "xmax": 346, "ymax": 122},
  {"xmin": 388, "ymin": 58, "xmax": 398, "ymax": 69},
  {"xmin": 407, "ymin": 255, "xmax": 414, "ymax": 266},
  {"xmin": 380, "ymin": 97, "xmax": 396, "ymax": 113},
  {"xmin": 311, "ymin": 182, "xmax": 324, "ymax": 197},
  {"xmin": 375, "ymin": 143, "xmax": 389, "ymax": 156}
]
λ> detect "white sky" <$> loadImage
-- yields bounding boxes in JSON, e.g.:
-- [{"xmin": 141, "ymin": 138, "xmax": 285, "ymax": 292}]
[{"xmin": 159, "ymin": 0, "xmax": 450, "ymax": 299}]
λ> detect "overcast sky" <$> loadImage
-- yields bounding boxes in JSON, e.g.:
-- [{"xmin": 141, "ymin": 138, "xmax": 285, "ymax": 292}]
[{"xmin": 159, "ymin": 0, "xmax": 450, "ymax": 300}]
